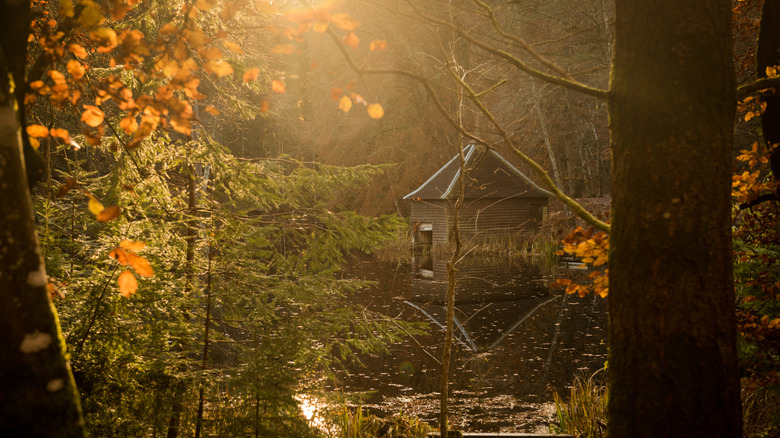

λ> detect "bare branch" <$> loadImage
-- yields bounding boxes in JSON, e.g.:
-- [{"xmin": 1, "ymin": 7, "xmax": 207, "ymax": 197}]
[
  {"xmin": 402, "ymin": 0, "xmax": 609, "ymax": 100},
  {"xmin": 450, "ymin": 71, "xmax": 611, "ymax": 232},
  {"xmin": 737, "ymin": 76, "xmax": 780, "ymax": 99}
]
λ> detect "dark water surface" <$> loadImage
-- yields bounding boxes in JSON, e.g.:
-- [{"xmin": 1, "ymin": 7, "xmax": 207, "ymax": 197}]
[{"xmin": 336, "ymin": 252, "xmax": 608, "ymax": 433}]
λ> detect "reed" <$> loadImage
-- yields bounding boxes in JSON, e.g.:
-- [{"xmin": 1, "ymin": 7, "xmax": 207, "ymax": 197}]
[
  {"xmin": 334, "ymin": 407, "xmax": 432, "ymax": 438},
  {"xmin": 549, "ymin": 367, "xmax": 608, "ymax": 438},
  {"xmin": 742, "ymin": 381, "xmax": 780, "ymax": 438}
]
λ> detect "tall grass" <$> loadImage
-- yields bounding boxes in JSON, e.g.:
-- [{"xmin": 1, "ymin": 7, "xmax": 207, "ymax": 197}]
[
  {"xmin": 549, "ymin": 368, "xmax": 608, "ymax": 438},
  {"xmin": 333, "ymin": 407, "xmax": 432, "ymax": 438},
  {"xmin": 742, "ymin": 382, "xmax": 780, "ymax": 438}
]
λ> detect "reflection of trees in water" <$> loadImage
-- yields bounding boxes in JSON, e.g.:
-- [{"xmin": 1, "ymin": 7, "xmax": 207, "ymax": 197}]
[{"xmin": 338, "ymin": 254, "xmax": 608, "ymax": 426}]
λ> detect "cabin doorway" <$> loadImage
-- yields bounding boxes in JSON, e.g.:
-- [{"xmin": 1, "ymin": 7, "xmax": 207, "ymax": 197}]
[{"xmin": 414, "ymin": 223, "xmax": 433, "ymax": 245}]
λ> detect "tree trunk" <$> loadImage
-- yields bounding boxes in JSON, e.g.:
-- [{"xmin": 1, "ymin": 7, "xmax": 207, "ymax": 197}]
[
  {"xmin": 758, "ymin": 0, "xmax": 780, "ymax": 179},
  {"xmin": 608, "ymin": 1, "xmax": 741, "ymax": 436},
  {"xmin": 0, "ymin": 39, "xmax": 86, "ymax": 438}
]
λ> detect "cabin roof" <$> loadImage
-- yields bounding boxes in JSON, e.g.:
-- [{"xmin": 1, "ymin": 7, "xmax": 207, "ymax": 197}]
[{"xmin": 403, "ymin": 144, "xmax": 553, "ymax": 200}]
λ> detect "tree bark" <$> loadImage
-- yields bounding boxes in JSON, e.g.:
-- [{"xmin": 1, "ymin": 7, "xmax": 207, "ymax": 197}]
[
  {"xmin": 0, "ymin": 19, "xmax": 86, "ymax": 435},
  {"xmin": 758, "ymin": 0, "xmax": 780, "ymax": 180},
  {"xmin": 608, "ymin": 1, "xmax": 741, "ymax": 436}
]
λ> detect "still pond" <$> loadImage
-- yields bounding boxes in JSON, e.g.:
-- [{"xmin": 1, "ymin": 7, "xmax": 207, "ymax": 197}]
[{"xmin": 329, "ymin": 251, "xmax": 608, "ymax": 434}]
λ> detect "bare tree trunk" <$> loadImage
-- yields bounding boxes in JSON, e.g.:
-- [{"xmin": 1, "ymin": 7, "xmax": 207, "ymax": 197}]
[{"xmin": 608, "ymin": 0, "xmax": 741, "ymax": 435}]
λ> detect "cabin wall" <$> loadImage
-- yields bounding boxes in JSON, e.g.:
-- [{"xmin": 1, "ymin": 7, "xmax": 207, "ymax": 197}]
[
  {"xmin": 410, "ymin": 197, "xmax": 548, "ymax": 244},
  {"xmin": 410, "ymin": 200, "xmax": 449, "ymax": 244},
  {"xmin": 459, "ymin": 197, "xmax": 548, "ymax": 239}
]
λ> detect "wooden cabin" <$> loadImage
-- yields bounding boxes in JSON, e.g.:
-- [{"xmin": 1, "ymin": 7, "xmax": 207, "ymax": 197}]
[{"xmin": 404, "ymin": 144, "xmax": 552, "ymax": 244}]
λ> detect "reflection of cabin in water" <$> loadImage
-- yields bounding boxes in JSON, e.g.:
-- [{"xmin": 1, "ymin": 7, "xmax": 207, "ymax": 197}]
[{"xmin": 404, "ymin": 144, "xmax": 552, "ymax": 244}]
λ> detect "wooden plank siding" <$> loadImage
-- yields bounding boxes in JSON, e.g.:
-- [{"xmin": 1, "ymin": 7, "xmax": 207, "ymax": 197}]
[
  {"xmin": 459, "ymin": 197, "xmax": 547, "ymax": 240},
  {"xmin": 410, "ymin": 197, "xmax": 547, "ymax": 244},
  {"xmin": 410, "ymin": 200, "xmax": 449, "ymax": 244}
]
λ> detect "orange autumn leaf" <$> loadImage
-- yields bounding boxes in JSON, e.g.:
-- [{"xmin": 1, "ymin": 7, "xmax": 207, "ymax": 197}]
[
  {"xmin": 243, "ymin": 67, "xmax": 260, "ymax": 82},
  {"xmin": 204, "ymin": 105, "xmax": 220, "ymax": 115},
  {"xmin": 125, "ymin": 252, "xmax": 153, "ymax": 277},
  {"xmin": 118, "ymin": 270, "xmax": 138, "ymax": 297},
  {"xmin": 330, "ymin": 87, "xmax": 343, "ymax": 101},
  {"xmin": 26, "ymin": 124, "xmax": 49, "ymax": 138},
  {"xmin": 50, "ymin": 128, "xmax": 72, "ymax": 142},
  {"xmin": 81, "ymin": 105, "xmax": 104, "ymax": 127},
  {"xmin": 119, "ymin": 239, "xmax": 147, "ymax": 251},
  {"xmin": 342, "ymin": 32, "xmax": 359, "ymax": 49},
  {"xmin": 222, "ymin": 40, "xmax": 244, "ymax": 54},
  {"xmin": 367, "ymin": 103, "xmax": 384, "ymax": 119},
  {"xmin": 67, "ymin": 60, "xmax": 86, "ymax": 79},
  {"xmin": 332, "ymin": 13, "xmax": 359, "ymax": 31},
  {"xmin": 69, "ymin": 43, "xmax": 88, "ymax": 58},
  {"xmin": 96, "ymin": 205, "xmax": 121, "ymax": 222},
  {"xmin": 110, "ymin": 247, "xmax": 129, "ymax": 266},
  {"xmin": 259, "ymin": 100, "xmax": 269, "ymax": 112},
  {"xmin": 338, "ymin": 95, "xmax": 352, "ymax": 112},
  {"xmin": 271, "ymin": 80, "xmax": 285, "ymax": 93},
  {"xmin": 120, "ymin": 115, "xmax": 138, "ymax": 134},
  {"xmin": 56, "ymin": 177, "xmax": 78, "ymax": 198},
  {"xmin": 370, "ymin": 40, "xmax": 387, "ymax": 51},
  {"xmin": 204, "ymin": 60, "xmax": 234, "ymax": 77},
  {"xmin": 312, "ymin": 21, "xmax": 328, "ymax": 33}
]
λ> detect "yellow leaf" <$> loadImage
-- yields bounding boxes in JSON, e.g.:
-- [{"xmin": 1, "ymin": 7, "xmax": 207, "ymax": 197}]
[
  {"xmin": 369, "ymin": 40, "xmax": 387, "ymax": 51},
  {"xmin": 243, "ymin": 67, "xmax": 260, "ymax": 82},
  {"xmin": 29, "ymin": 138, "xmax": 40, "ymax": 151},
  {"xmin": 367, "ymin": 103, "xmax": 384, "ymax": 119},
  {"xmin": 342, "ymin": 32, "xmax": 359, "ymax": 49},
  {"xmin": 88, "ymin": 195, "xmax": 104, "ymax": 215},
  {"xmin": 745, "ymin": 111, "xmax": 755, "ymax": 122},
  {"xmin": 119, "ymin": 240, "xmax": 147, "ymax": 251},
  {"xmin": 338, "ymin": 95, "xmax": 352, "ymax": 112},
  {"xmin": 92, "ymin": 28, "xmax": 118, "ymax": 53},
  {"xmin": 271, "ymin": 80, "xmax": 285, "ymax": 93},
  {"xmin": 60, "ymin": 0, "xmax": 75, "ymax": 17},
  {"xmin": 118, "ymin": 270, "xmax": 138, "ymax": 297},
  {"xmin": 26, "ymin": 124, "xmax": 49, "ymax": 138},
  {"xmin": 767, "ymin": 66, "xmax": 778, "ymax": 78},
  {"xmin": 76, "ymin": 0, "xmax": 104, "ymax": 27},
  {"xmin": 82, "ymin": 105, "xmax": 104, "ymax": 127}
]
